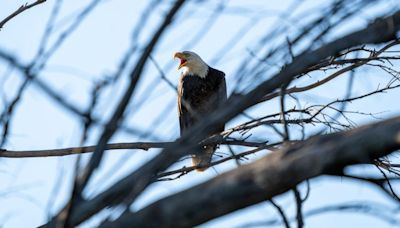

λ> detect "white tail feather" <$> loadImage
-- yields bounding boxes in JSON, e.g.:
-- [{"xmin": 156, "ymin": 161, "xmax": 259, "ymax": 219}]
[{"xmin": 192, "ymin": 146, "xmax": 215, "ymax": 172}]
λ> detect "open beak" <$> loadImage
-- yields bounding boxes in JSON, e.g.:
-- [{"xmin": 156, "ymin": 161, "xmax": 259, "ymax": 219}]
[{"xmin": 174, "ymin": 52, "xmax": 187, "ymax": 70}]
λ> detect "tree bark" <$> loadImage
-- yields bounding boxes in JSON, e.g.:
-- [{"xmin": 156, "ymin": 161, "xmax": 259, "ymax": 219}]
[{"xmin": 101, "ymin": 116, "xmax": 400, "ymax": 227}]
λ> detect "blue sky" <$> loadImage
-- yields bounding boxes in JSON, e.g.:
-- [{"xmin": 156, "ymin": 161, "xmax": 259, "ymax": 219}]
[{"xmin": 1, "ymin": 0, "xmax": 400, "ymax": 227}]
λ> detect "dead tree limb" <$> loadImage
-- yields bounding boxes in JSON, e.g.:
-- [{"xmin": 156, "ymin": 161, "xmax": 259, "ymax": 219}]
[
  {"xmin": 0, "ymin": 139, "xmax": 266, "ymax": 158},
  {"xmin": 102, "ymin": 115, "xmax": 400, "ymax": 227},
  {"xmin": 41, "ymin": 10, "xmax": 400, "ymax": 227}
]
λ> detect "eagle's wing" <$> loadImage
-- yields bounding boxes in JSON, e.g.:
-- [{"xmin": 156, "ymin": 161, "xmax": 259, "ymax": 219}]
[
  {"xmin": 178, "ymin": 75, "xmax": 196, "ymax": 135},
  {"xmin": 178, "ymin": 71, "xmax": 227, "ymax": 135},
  {"xmin": 216, "ymin": 73, "xmax": 227, "ymax": 132},
  {"xmin": 178, "ymin": 69, "xmax": 227, "ymax": 171}
]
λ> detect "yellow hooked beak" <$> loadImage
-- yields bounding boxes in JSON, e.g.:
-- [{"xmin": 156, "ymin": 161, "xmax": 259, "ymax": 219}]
[{"xmin": 174, "ymin": 52, "xmax": 187, "ymax": 70}]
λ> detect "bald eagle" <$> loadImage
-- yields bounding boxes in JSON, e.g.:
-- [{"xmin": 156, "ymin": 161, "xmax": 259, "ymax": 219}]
[{"xmin": 174, "ymin": 51, "xmax": 227, "ymax": 171}]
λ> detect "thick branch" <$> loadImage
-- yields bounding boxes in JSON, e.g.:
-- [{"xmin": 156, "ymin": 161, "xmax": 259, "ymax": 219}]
[
  {"xmin": 103, "ymin": 116, "xmax": 400, "ymax": 227},
  {"xmin": 43, "ymin": 10, "xmax": 400, "ymax": 227}
]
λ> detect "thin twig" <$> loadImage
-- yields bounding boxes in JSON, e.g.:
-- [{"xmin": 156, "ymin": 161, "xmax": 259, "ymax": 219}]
[
  {"xmin": 270, "ymin": 199, "xmax": 291, "ymax": 228},
  {"xmin": 0, "ymin": 0, "xmax": 46, "ymax": 29}
]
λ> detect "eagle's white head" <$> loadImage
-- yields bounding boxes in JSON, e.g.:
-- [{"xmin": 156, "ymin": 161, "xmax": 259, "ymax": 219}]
[{"xmin": 174, "ymin": 51, "xmax": 209, "ymax": 78}]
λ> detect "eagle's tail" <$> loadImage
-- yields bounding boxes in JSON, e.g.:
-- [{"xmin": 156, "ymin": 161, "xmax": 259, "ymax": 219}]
[{"xmin": 192, "ymin": 145, "xmax": 215, "ymax": 172}]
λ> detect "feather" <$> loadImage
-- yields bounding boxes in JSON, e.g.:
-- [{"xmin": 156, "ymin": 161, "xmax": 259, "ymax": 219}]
[{"xmin": 178, "ymin": 65, "xmax": 227, "ymax": 171}]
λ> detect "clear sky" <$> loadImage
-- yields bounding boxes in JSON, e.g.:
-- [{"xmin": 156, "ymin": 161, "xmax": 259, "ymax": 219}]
[{"xmin": 0, "ymin": 0, "xmax": 400, "ymax": 227}]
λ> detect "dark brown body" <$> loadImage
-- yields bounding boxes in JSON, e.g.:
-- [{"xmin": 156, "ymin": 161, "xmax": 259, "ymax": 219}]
[{"xmin": 178, "ymin": 67, "xmax": 227, "ymax": 171}]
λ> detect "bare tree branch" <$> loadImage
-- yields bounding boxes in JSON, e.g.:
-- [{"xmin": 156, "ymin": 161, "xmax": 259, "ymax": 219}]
[
  {"xmin": 52, "ymin": 1, "xmax": 187, "ymax": 227},
  {"xmin": 0, "ymin": 0, "xmax": 46, "ymax": 29},
  {"xmin": 102, "ymin": 115, "xmax": 400, "ymax": 227},
  {"xmin": 0, "ymin": 138, "xmax": 266, "ymax": 158},
  {"xmin": 261, "ymin": 40, "xmax": 400, "ymax": 103},
  {"xmin": 240, "ymin": 201, "xmax": 400, "ymax": 227},
  {"xmin": 41, "ymin": 10, "xmax": 400, "ymax": 227},
  {"xmin": 3, "ymin": 2, "xmax": 400, "ymax": 227},
  {"xmin": 270, "ymin": 199, "xmax": 291, "ymax": 228}
]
